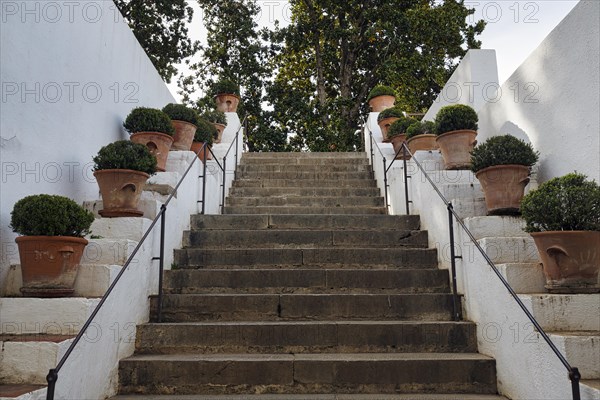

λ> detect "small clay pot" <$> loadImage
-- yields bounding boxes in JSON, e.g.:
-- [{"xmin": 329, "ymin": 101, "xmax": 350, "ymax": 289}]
[
  {"xmin": 378, "ymin": 117, "xmax": 399, "ymax": 142},
  {"xmin": 369, "ymin": 95, "xmax": 395, "ymax": 112},
  {"xmin": 435, "ymin": 130, "xmax": 478, "ymax": 170},
  {"xmin": 130, "ymin": 132, "xmax": 174, "ymax": 171},
  {"xmin": 94, "ymin": 169, "xmax": 149, "ymax": 217},
  {"xmin": 212, "ymin": 123, "xmax": 226, "ymax": 144},
  {"xmin": 407, "ymin": 134, "xmax": 439, "ymax": 153},
  {"xmin": 171, "ymin": 120, "xmax": 197, "ymax": 151},
  {"xmin": 476, "ymin": 164, "xmax": 530, "ymax": 215},
  {"xmin": 215, "ymin": 94, "xmax": 240, "ymax": 113},
  {"xmin": 191, "ymin": 142, "xmax": 213, "ymax": 162},
  {"xmin": 390, "ymin": 134, "xmax": 410, "ymax": 160}
]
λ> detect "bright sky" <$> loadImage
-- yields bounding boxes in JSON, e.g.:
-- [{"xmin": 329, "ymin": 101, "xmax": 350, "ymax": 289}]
[{"xmin": 167, "ymin": 0, "xmax": 579, "ymax": 100}]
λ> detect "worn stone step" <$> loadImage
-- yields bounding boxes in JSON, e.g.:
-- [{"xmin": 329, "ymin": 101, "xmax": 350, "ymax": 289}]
[
  {"xmin": 190, "ymin": 215, "xmax": 421, "ymax": 231},
  {"xmin": 163, "ymin": 269, "xmax": 449, "ymax": 294},
  {"xmin": 237, "ymin": 164, "xmax": 372, "ymax": 173},
  {"xmin": 547, "ymin": 332, "xmax": 600, "ymax": 379},
  {"xmin": 174, "ymin": 247, "xmax": 438, "ymax": 268},
  {"xmin": 232, "ymin": 179, "xmax": 377, "ymax": 188},
  {"xmin": 135, "ymin": 321, "xmax": 476, "ymax": 354},
  {"xmin": 0, "ymin": 384, "xmax": 46, "ymax": 399},
  {"xmin": 151, "ymin": 293, "xmax": 455, "ymax": 322},
  {"xmin": 223, "ymin": 206, "xmax": 387, "ymax": 215},
  {"xmin": 242, "ymin": 152, "xmax": 368, "ymax": 160},
  {"xmin": 112, "ymin": 395, "xmax": 508, "ymax": 400},
  {"xmin": 241, "ymin": 157, "xmax": 369, "ymax": 165},
  {"xmin": 226, "ymin": 196, "xmax": 384, "ymax": 208},
  {"xmin": 183, "ymin": 229, "xmax": 427, "ymax": 249},
  {"xmin": 229, "ymin": 187, "xmax": 381, "ymax": 197},
  {"xmin": 237, "ymin": 171, "xmax": 374, "ymax": 180},
  {"xmin": 118, "ymin": 353, "xmax": 497, "ymax": 395}
]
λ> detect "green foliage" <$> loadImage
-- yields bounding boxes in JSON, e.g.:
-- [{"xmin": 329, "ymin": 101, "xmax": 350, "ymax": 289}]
[
  {"xmin": 434, "ymin": 104, "xmax": 479, "ymax": 135},
  {"xmin": 213, "ymin": 79, "xmax": 240, "ymax": 96},
  {"xmin": 521, "ymin": 173, "xmax": 600, "ymax": 232},
  {"xmin": 194, "ymin": 119, "xmax": 218, "ymax": 145},
  {"xmin": 406, "ymin": 120, "xmax": 435, "ymax": 139},
  {"xmin": 11, "ymin": 194, "xmax": 94, "ymax": 237},
  {"xmin": 114, "ymin": 0, "xmax": 198, "ymax": 83},
  {"xmin": 367, "ymin": 86, "xmax": 396, "ymax": 102},
  {"xmin": 202, "ymin": 110, "xmax": 227, "ymax": 125},
  {"xmin": 388, "ymin": 116, "xmax": 418, "ymax": 138},
  {"xmin": 93, "ymin": 140, "xmax": 157, "ymax": 175},
  {"xmin": 162, "ymin": 103, "xmax": 199, "ymax": 125},
  {"xmin": 377, "ymin": 107, "xmax": 404, "ymax": 122},
  {"xmin": 123, "ymin": 107, "xmax": 175, "ymax": 136},
  {"xmin": 470, "ymin": 134, "xmax": 539, "ymax": 173}
]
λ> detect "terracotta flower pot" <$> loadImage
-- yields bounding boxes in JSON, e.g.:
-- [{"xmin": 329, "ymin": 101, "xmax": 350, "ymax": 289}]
[
  {"xmin": 215, "ymin": 94, "xmax": 240, "ymax": 113},
  {"xmin": 94, "ymin": 169, "xmax": 150, "ymax": 217},
  {"xmin": 435, "ymin": 130, "xmax": 478, "ymax": 170},
  {"xmin": 475, "ymin": 164, "xmax": 530, "ymax": 215},
  {"xmin": 378, "ymin": 117, "xmax": 399, "ymax": 142},
  {"xmin": 407, "ymin": 134, "xmax": 439, "ymax": 153},
  {"xmin": 16, "ymin": 236, "xmax": 88, "ymax": 297},
  {"xmin": 390, "ymin": 134, "xmax": 410, "ymax": 160},
  {"xmin": 368, "ymin": 95, "xmax": 395, "ymax": 112},
  {"xmin": 171, "ymin": 120, "xmax": 197, "ymax": 151},
  {"xmin": 191, "ymin": 142, "xmax": 213, "ymax": 162},
  {"xmin": 130, "ymin": 132, "xmax": 174, "ymax": 172},
  {"xmin": 530, "ymin": 231, "xmax": 600, "ymax": 293},
  {"xmin": 212, "ymin": 123, "xmax": 226, "ymax": 144}
]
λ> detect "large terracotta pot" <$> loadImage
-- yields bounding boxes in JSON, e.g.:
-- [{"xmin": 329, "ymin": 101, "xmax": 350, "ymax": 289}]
[
  {"xmin": 475, "ymin": 164, "xmax": 530, "ymax": 215},
  {"xmin": 191, "ymin": 142, "xmax": 213, "ymax": 162},
  {"xmin": 94, "ymin": 169, "xmax": 150, "ymax": 217},
  {"xmin": 390, "ymin": 134, "xmax": 410, "ymax": 160},
  {"xmin": 215, "ymin": 94, "xmax": 240, "ymax": 113},
  {"xmin": 212, "ymin": 123, "xmax": 226, "ymax": 144},
  {"xmin": 378, "ymin": 117, "xmax": 399, "ymax": 142},
  {"xmin": 130, "ymin": 132, "xmax": 174, "ymax": 172},
  {"xmin": 171, "ymin": 120, "xmax": 197, "ymax": 151},
  {"xmin": 16, "ymin": 236, "xmax": 88, "ymax": 297},
  {"xmin": 369, "ymin": 95, "xmax": 395, "ymax": 112},
  {"xmin": 530, "ymin": 231, "xmax": 600, "ymax": 293},
  {"xmin": 435, "ymin": 130, "xmax": 477, "ymax": 170},
  {"xmin": 407, "ymin": 134, "xmax": 439, "ymax": 153}
]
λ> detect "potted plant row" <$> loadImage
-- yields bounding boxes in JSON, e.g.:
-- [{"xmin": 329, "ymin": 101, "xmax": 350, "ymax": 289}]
[
  {"xmin": 202, "ymin": 110, "xmax": 227, "ymax": 144},
  {"xmin": 387, "ymin": 116, "xmax": 418, "ymax": 159},
  {"xmin": 406, "ymin": 120, "xmax": 437, "ymax": 153},
  {"xmin": 367, "ymin": 85, "xmax": 396, "ymax": 112},
  {"xmin": 125, "ymin": 107, "xmax": 175, "ymax": 171},
  {"xmin": 213, "ymin": 79, "xmax": 240, "ymax": 113},
  {"xmin": 377, "ymin": 107, "xmax": 404, "ymax": 142},
  {"xmin": 434, "ymin": 104, "xmax": 479, "ymax": 170},
  {"xmin": 521, "ymin": 173, "xmax": 600, "ymax": 293},
  {"xmin": 11, "ymin": 194, "xmax": 94, "ymax": 297}
]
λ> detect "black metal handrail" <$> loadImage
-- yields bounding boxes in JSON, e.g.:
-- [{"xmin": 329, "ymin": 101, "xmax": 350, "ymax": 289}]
[
  {"xmin": 45, "ymin": 118, "xmax": 247, "ymax": 400},
  {"xmin": 397, "ymin": 141, "xmax": 582, "ymax": 400}
]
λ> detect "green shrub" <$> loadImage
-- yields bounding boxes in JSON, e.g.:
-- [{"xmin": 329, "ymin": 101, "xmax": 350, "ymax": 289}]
[
  {"xmin": 162, "ymin": 103, "xmax": 199, "ymax": 125},
  {"xmin": 93, "ymin": 140, "xmax": 157, "ymax": 175},
  {"xmin": 194, "ymin": 119, "xmax": 218, "ymax": 145},
  {"xmin": 123, "ymin": 107, "xmax": 175, "ymax": 135},
  {"xmin": 470, "ymin": 135, "xmax": 539, "ymax": 173},
  {"xmin": 387, "ymin": 116, "xmax": 418, "ymax": 138},
  {"xmin": 367, "ymin": 85, "xmax": 396, "ymax": 102},
  {"xmin": 213, "ymin": 79, "xmax": 240, "ymax": 96},
  {"xmin": 202, "ymin": 110, "xmax": 227, "ymax": 125},
  {"xmin": 377, "ymin": 107, "xmax": 404, "ymax": 122},
  {"xmin": 406, "ymin": 120, "xmax": 435, "ymax": 139},
  {"xmin": 521, "ymin": 173, "xmax": 600, "ymax": 232},
  {"xmin": 434, "ymin": 104, "xmax": 478, "ymax": 135},
  {"xmin": 11, "ymin": 194, "xmax": 94, "ymax": 237}
]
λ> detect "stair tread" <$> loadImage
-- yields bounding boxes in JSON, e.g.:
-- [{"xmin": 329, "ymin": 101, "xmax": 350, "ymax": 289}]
[
  {"xmin": 142, "ymin": 320, "xmax": 474, "ymax": 326},
  {"xmin": 0, "ymin": 384, "xmax": 46, "ymax": 398},
  {"xmin": 112, "ymin": 395, "xmax": 507, "ymax": 400},
  {"xmin": 0, "ymin": 334, "xmax": 75, "ymax": 343}
]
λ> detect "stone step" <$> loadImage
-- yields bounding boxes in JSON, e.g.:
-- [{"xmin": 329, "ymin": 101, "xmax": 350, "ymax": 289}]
[
  {"xmin": 242, "ymin": 152, "xmax": 368, "ymax": 160},
  {"xmin": 519, "ymin": 294, "xmax": 600, "ymax": 332},
  {"xmin": 190, "ymin": 214, "xmax": 421, "ymax": 231},
  {"xmin": 182, "ymin": 229, "xmax": 427, "ymax": 249},
  {"xmin": 135, "ymin": 321, "xmax": 477, "ymax": 354},
  {"xmin": 463, "ymin": 216, "xmax": 528, "ymax": 240},
  {"xmin": 223, "ymin": 206, "xmax": 387, "ymax": 215},
  {"xmin": 229, "ymin": 187, "xmax": 381, "ymax": 197},
  {"xmin": 118, "ymin": 353, "xmax": 497, "ymax": 395},
  {"xmin": 151, "ymin": 293, "xmax": 456, "ymax": 322},
  {"xmin": 163, "ymin": 269, "xmax": 449, "ymax": 294},
  {"xmin": 0, "ymin": 385, "xmax": 46, "ymax": 399},
  {"xmin": 237, "ymin": 164, "xmax": 372, "ymax": 173},
  {"xmin": 232, "ymin": 179, "xmax": 377, "ymax": 188},
  {"xmin": 581, "ymin": 380, "xmax": 600, "ymax": 400},
  {"xmin": 227, "ymin": 196, "xmax": 384, "ymax": 208},
  {"xmin": 112, "ymin": 395, "xmax": 508, "ymax": 400},
  {"xmin": 548, "ymin": 332, "xmax": 600, "ymax": 379},
  {"xmin": 237, "ymin": 171, "xmax": 374, "ymax": 180},
  {"xmin": 174, "ymin": 247, "xmax": 438, "ymax": 268},
  {"xmin": 241, "ymin": 157, "xmax": 369, "ymax": 165}
]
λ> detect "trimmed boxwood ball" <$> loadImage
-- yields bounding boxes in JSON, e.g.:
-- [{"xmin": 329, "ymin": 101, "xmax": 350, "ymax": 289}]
[
  {"xmin": 377, "ymin": 107, "xmax": 404, "ymax": 122},
  {"xmin": 521, "ymin": 173, "xmax": 600, "ymax": 233},
  {"xmin": 10, "ymin": 194, "xmax": 94, "ymax": 237},
  {"xmin": 202, "ymin": 110, "xmax": 227, "ymax": 125},
  {"xmin": 434, "ymin": 104, "xmax": 478, "ymax": 135},
  {"xmin": 124, "ymin": 107, "xmax": 175, "ymax": 135},
  {"xmin": 162, "ymin": 103, "xmax": 199, "ymax": 125},
  {"xmin": 93, "ymin": 140, "xmax": 157, "ymax": 175},
  {"xmin": 406, "ymin": 120, "xmax": 435, "ymax": 139},
  {"xmin": 213, "ymin": 79, "xmax": 240, "ymax": 96},
  {"xmin": 470, "ymin": 134, "xmax": 539, "ymax": 173},
  {"xmin": 194, "ymin": 119, "xmax": 218, "ymax": 145},
  {"xmin": 367, "ymin": 85, "xmax": 396, "ymax": 102},
  {"xmin": 387, "ymin": 116, "xmax": 418, "ymax": 138}
]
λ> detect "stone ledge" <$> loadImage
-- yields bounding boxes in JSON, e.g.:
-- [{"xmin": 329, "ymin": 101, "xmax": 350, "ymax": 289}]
[
  {"xmin": 475, "ymin": 237, "xmax": 538, "ymax": 264},
  {"xmin": 497, "ymin": 263, "xmax": 546, "ymax": 294},
  {"xmin": 464, "ymin": 216, "xmax": 528, "ymax": 240},
  {"xmin": 518, "ymin": 294, "xmax": 600, "ymax": 332},
  {"xmin": 90, "ymin": 218, "xmax": 153, "ymax": 242},
  {"xmin": 84, "ymin": 199, "xmax": 162, "ymax": 220}
]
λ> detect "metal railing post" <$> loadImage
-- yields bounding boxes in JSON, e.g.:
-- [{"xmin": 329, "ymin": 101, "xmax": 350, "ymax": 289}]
[
  {"xmin": 201, "ymin": 153, "xmax": 207, "ymax": 214},
  {"xmin": 46, "ymin": 369, "xmax": 57, "ymax": 400},
  {"xmin": 402, "ymin": 144, "xmax": 410, "ymax": 215},
  {"xmin": 157, "ymin": 204, "xmax": 166, "ymax": 323},
  {"xmin": 447, "ymin": 203, "xmax": 462, "ymax": 321},
  {"xmin": 382, "ymin": 157, "xmax": 388, "ymax": 210},
  {"xmin": 570, "ymin": 368, "xmax": 581, "ymax": 400},
  {"xmin": 369, "ymin": 131, "xmax": 374, "ymax": 167},
  {"xmin": 221, "ymin": 156, "xmax": 227, "ymax": 214}
]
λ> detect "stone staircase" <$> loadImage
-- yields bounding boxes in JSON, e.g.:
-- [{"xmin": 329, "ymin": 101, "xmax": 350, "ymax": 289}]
[{"xmin": 114, "ymin": 152, "xmax": 504, "ymax": 399}]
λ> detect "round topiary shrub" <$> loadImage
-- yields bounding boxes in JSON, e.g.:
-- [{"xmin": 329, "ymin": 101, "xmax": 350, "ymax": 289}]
[
  {"xmin": 162, "ymin": 103, "xmax": 199, "ymax": 125},
  {"xmin": 194, "ymin": 119, "xmax": 218, "ymax": 145},
  {"xmin": 434, "ymin": 104, "xmax": 478, "ymax": 135},
  {"xmin": 367, "ymin": 85, "xmax": 396, "ymax": 102},
  {"xmin": 213, "ymin": 79, "xmax": 240, "ymax": 96},
  {"xmin": 123, "ymin": 107, "xmax": 175, "ymax": 135},
  {"xmin": 470, "ymin": 134, "xmax": 539, "ymax": 173},
  {"xmin": 93, "ymin": 140, "xmax": 157, "ymax": 175},
  {"xmin": 377, "ymin": 107, "xmax": 404, "ymax": 122},
  {"xmin": 10, "ymin": 194, "xmax": 94, "ymax": 237},
  {"xmin": 521, "ymin": 173, "xmax": 600, "ymax": 233},
  {"xmin": 388, "ymin": 116, "xmax": 418, "ymax": 138},
  {"xmin": 202, "ymin": 110, "xmax": 227, "ymax": 125},
  {"xmin": 406, "ymin": 120, "xmax": 435, "ymax": 139}
]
